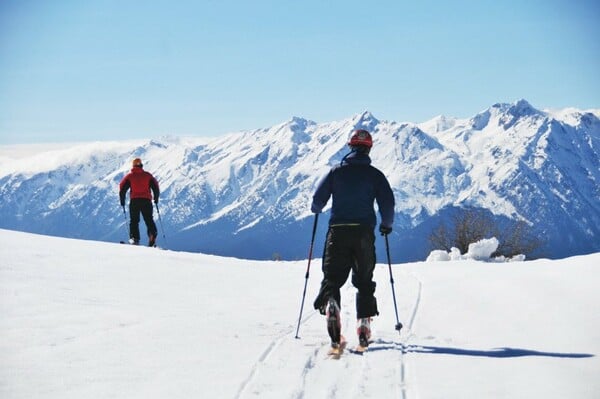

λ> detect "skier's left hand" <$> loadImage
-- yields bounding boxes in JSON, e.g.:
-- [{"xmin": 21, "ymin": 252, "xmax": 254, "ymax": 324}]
[{"xmin": 379, "ymin": 225, "xmax": 392, "ymax": 236}]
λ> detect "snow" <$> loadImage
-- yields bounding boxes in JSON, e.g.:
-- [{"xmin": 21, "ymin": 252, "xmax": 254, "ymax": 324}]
[
  {"xmin": 426, "ymin": 237, "xmax": 526, "ymax": 262},
  {"xmin": 544, "ymin": 107, "xmax": 600, "ymax": 126},
  {"xmin": 1, "ymin": 228, "xmax": 599, "ymax": 398}
]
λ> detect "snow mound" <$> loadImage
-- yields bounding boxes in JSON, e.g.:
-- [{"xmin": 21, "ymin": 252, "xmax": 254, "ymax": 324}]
[{"xmin": 426, "ymin": 237, "xmax": 526, "ymax": 262}]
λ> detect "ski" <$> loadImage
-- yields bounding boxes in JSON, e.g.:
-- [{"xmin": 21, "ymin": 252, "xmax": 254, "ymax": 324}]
[
  {"xmin": 350, "ymin": 345, "xmax": 368, "ymax": 355},
  {"xmin": 327, "ymin": 337, "xmax": 347, "ymax": 359},
  {"xmin": 119, "ymin": 240, "xmax": 161, "ymax": 248}
]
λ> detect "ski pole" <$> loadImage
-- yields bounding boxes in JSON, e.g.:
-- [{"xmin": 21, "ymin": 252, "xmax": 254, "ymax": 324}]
[
  {"xmin": 295, "ymin": 213, "xmax": 319, "ymax": 339},
  {"xmin": 384, "ymin": 233, "xmax": 403, "ymax": 333},
  {"xmin": 122, "ymin": 205, "xmax": 130, "ymax": 242},
  {"xmin": 155, "ymin": 202, "xmax": 167, "ymax": 246}
]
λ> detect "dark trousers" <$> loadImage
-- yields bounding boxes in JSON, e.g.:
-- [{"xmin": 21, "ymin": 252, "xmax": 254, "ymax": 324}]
[
  {"xmin": 313, "ymin": 225, "xmax": 379, "ymax": 319},
  {"xmin": 129, "ymin": 198, "xmax": 157, "ymax": 241}
]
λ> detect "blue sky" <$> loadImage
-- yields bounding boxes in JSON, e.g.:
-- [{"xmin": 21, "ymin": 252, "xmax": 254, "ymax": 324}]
[{"xmin": 1, "ymin": 0, "xmax": 598, "ymax": 144}]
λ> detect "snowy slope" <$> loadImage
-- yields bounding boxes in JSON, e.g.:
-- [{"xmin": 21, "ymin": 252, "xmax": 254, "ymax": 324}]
[
  {"xmin": 0, "ymin": 100, "xmax": 598, "ymax": 261},
  {"xmin": 1, "ymin": 229, "xmax": 599, "ymax": 399}
]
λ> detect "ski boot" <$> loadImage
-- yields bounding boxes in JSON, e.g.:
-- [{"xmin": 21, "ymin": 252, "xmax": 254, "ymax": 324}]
[
  {"xmin": 326, "ymin": 297, "xmax": 342, "ymax": 347},
  {"xmin": 148, "ymin": 233, "xmax": 156, "ymax": 247},
  {"xmin": 357, "ymin": 318, "xmax": 372, "ymax": 348}
]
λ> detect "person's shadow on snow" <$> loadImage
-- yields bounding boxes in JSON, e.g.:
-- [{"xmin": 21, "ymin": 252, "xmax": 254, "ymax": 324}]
[{"xmin": 369, "ymin": 340, "xmax": 594, "ymax": 358}]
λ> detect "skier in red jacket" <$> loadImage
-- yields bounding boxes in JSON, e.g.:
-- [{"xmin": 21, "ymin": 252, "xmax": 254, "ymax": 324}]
[{"xmin": 119, "ymin": 158, "xmax": 160, "ymax": 246}]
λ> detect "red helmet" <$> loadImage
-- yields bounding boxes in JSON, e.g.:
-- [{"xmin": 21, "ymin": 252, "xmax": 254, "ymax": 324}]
[{"xmin": 348, "ymin": 129, "xmax": 373, "ymax": 148}]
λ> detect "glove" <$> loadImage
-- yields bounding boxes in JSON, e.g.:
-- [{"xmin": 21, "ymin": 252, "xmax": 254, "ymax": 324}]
[
  {"xmin": 379, "ymin": 225, "xmax": 392, "ymax": 236},
  {"xmin": 120, "ymin": 200, "xmax": 125, "ymax": 207},
  {"xmin": 154, "ymin": 198, "xmax": 159, "ymax": 204}
]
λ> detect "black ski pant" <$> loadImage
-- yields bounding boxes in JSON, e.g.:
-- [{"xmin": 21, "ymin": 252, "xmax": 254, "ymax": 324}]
[
  {"xmin": 129, "ymin": 198, "xmax": 157, "ymax": 241},
  {"xmin": 313, "ymin": 225, "xmax": 379, "ymax": 319}
]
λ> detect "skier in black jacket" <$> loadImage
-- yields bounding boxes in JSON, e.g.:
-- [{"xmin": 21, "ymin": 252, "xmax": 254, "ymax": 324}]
[{"xmin": 311, "ymin": 129, "xmax": 395, "ymax": 349}]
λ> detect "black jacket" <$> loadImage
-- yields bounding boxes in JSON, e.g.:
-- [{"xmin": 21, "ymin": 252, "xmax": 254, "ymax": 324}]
[{"xmin": 311, "ymin": 151, "xmax": 394, "ymax": 228}]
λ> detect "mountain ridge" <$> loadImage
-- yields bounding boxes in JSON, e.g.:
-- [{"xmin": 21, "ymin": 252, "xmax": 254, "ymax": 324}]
[{"xmin": 1, "ymin": 99, "xmax": 598, "ymax": 261}]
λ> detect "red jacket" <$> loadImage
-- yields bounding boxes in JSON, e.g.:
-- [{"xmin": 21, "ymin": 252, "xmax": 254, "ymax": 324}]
[{"xmin": 119, "ymin": 167, "xmax": 160, "ymax": 204}]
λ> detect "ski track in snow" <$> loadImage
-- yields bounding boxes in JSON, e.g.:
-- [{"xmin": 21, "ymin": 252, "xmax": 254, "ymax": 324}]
[
  {"xmin": 398, "ymin": 271, "xmax": 423, "ymax": 399},
  {"xmin": 235, "ymin": 269, "xmax": 423, "ymax": 399},
  {"xmin": 234, "ymin": 308, "xmax": 321, "ymax": 399}
]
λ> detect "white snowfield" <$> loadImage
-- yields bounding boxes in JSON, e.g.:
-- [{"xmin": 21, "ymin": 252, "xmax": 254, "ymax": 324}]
[{"xmin": 1, "ymin": 229, "xmax": 598, "ymax": 399}]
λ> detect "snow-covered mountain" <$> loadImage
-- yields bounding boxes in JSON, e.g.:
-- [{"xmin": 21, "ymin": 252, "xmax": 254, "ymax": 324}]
[{"xmin": 0, "ymin": 99, "xmax": 598, "ymax": 261}]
